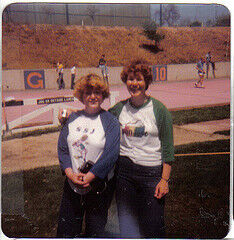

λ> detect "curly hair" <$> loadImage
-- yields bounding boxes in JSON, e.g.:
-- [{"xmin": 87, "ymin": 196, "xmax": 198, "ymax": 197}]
[
  {"xmin": 121, "ymin": 59, "xmax": 153, "ymax": 90},
  {"xmin": 73, "ymin": 74, "xmax": 110, "ymax": 103}
]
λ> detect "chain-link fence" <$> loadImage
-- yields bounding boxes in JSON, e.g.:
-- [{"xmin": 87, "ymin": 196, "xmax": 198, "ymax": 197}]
[{"xmin": 3, "ymin": 3, "xmax": 151, "ymax": 27}]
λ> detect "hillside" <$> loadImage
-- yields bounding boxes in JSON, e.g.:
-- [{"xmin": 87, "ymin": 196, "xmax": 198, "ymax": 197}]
[{"xmin": 2, "ymin": 23, "xmax": 230, "ymax": 70}]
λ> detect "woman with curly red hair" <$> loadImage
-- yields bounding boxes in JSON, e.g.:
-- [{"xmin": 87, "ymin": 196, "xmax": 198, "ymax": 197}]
[
  {"xmin": 109, "ymin": 59, "xmax": 174, "ymax": 238},
  {"xmin": 57, "ymin": 74, "xmax": 120, "ymax": 238}
]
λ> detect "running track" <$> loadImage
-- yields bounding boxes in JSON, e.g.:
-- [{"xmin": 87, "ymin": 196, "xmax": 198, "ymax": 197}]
[{"xmin": 2, "ymin": 78, "xmax": 231, "ymax": 131}]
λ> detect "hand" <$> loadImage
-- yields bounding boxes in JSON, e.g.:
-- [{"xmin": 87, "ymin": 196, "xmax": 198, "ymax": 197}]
[
  {"xmin": 58, "ymin": 108, "xmax": 73, "ymax": 125},
  {"xmin": 78, "ymin": 171, "xmax": 96, "ymax": 187},
  {"xmin": 154, "ymin": 179, "xmax": 169, "ymax": 199},
  {"xmin": 65, "ymin": 168, "xmax": 89, "ymax": 187}
]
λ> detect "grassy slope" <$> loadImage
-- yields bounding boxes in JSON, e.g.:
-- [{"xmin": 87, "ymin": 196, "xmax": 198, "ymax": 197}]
[{"xmin": 2, "ymin": 23, "xmax": 230, "ymax": 70}]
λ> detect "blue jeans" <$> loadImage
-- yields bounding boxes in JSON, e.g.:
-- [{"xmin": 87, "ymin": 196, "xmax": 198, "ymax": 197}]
[
  {"xmin": 115, "ymin": 156, "xmax": 165, "ymax": 238},
  {"xmin": 57, "ymin": 178, "xmax": 115, "ymax": 238}
]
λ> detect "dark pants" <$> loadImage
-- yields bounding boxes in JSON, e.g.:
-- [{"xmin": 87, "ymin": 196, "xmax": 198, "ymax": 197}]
[
  {"xmin": 58, "ymin": 73, "xmax": 65, "ymax": 89},
  {"xmin": 71, "ymin": 74, "xmax": 75, "ymax": 89},
  {"xmin": 57, "ymin": 178, "xmax": 115, "ymax": 238},
  {"xmin": 115, "ymin": 156, "xmax": 165, "ymax": 238},
  {"xmin": 206, "ymin": 63, "xmax": 210, "ymax": 79}
]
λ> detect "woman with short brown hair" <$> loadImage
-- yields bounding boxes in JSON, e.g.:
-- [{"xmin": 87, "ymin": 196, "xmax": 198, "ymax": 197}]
[{"xmin": 110, "ymin": 59, "xmax": 174, "ymax": 238}]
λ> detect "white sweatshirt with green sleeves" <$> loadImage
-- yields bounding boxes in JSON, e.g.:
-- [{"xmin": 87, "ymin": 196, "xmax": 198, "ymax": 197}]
[{"xmin": 109, "ymin": 97, "xmax": 174, "ymax": 166}]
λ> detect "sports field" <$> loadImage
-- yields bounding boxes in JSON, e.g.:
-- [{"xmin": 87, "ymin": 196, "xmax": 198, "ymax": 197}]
[
  {"xmin": 1, "ymin": 77, "xmax": 231, "ymax": 239},
  {"xmin": 2, "ymin": 77, "xmax": 230, "ymax": 132}
]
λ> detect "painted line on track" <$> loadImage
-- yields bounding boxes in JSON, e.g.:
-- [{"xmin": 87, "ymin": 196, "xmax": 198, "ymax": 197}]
[{"xmin": 175, "ymin": 152, "xmax": 230, "ymax": 157}]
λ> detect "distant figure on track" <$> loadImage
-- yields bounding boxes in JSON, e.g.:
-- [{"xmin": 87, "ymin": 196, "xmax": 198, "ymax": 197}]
[
  {"xmin": 195, "ymin": 58, "xmax": 205, "ymax": 88},
  {"xmin": 98, "ymin": 54, "xmax": 109, "ymax": 84},
  {"xmin": 70, "ymin": 64, "xmax": 76, "ymax": 89},
  {"xmin": 210, "ymin": 61, "xmax": 216, "ymax": 78},
  {"xmin": 57, "ymin": 62, "xmax": 65, "ymax": 90},
  {"xmin": 205, "ymin": 51, "xmax": 216, "ymax": 79},
  {"xmin": 205, "ymin": 51, "xmax": 211, "ymax": 79}
]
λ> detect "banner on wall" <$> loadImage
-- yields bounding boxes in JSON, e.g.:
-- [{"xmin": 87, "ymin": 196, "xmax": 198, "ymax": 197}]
[
  {"xmin": 24, "ymin": 70, "xmax": 45, "ymax": 89},
  {"xmin": 152, "ymin": 65, "xmax": 167, "ymax": 82}
]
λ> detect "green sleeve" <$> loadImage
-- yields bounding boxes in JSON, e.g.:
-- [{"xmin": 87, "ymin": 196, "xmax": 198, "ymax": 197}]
[
  {"xmin": 152, "ymin": 98, "xmax": 174, "ymax": 163},
  {"xmin": 108, "ymin": 99, "xmax": 128, "ymax": 119}
]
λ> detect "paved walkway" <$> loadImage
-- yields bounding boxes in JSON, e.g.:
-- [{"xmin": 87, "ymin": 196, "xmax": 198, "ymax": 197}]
[
  {"xmin": 173, "ymin": 119, "xmax": 230, "ymax": 147},
  {"xmin": 179, "ymin": 119, "xmax": 230, "ymax": 135}
]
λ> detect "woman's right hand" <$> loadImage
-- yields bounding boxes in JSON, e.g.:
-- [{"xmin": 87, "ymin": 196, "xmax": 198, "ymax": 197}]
[
  {"xmin": 65, "ymin": 168, "xmax": 90, "ymax": 187},
  {"xmin": 58, "ymin": 108, "xmax": 73, "ymax": 125}
]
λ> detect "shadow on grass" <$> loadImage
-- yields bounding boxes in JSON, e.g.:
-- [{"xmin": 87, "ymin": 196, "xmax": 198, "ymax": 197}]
[
  {"xmin": 171, "ymin": 104, "xmax": 230, "ymax": 125},
  {"xmin": 167, "ymin": 139, "xmax": 230, "ymax": 239},
  {"xmin": 2, "ymin": 140, "xmax": 230, "ymax": 238},
  {"xmin": 139, "ymin": 43, "xmax": 163, "ymax": 54}
]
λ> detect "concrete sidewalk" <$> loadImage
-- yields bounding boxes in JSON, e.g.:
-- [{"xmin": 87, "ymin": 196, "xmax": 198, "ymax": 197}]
[
  {"xmin": 179, "ymin": 119, "xmax": 230, "ymax": 135},
  {"xmin": 173, "ymin": 119, "xmax": 230, "ymax": 146}
]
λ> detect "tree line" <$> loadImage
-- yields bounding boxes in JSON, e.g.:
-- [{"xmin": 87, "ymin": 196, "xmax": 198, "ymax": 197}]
[{"xmin": 152, "ymin": 4, "xmax": 230, "ymax": 27}]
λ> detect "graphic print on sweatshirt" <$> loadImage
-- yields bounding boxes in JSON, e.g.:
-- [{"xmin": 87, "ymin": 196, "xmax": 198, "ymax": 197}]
[
  {"xmin": 67, "ymin": 115, "xmax": 105, "ymax": 174},
  {"xmin": 66, "ymin": 114, "xmax": 106, "ymax": 194},
  {"xmin": 72, "ymin": 129, "xmax": 92, "ymax": 163},
  {"xmin": 121, "ymin": 119, "xmax": 148, "ymax": 138},
  {"xmin": 118, "ymin": 99, "xmax": 163, "ymax": 166}
]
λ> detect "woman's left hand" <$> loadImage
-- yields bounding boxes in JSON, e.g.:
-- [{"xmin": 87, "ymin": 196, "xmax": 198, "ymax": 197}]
[
  {"xmin": 154, "ymin": 179, "xmax": 169, "ymax": 199},
  {"xmin": 77, "ymin": 171, "xmax": 96, "ymax": 186}
]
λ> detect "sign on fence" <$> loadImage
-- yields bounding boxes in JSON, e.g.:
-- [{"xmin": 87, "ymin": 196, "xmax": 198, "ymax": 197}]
[
  {"xmin": 152, "ymin": 65, "xmax": 167, "ymax": 82},
  {"xmin": 24, "ymin": 70, "xmax": 45, "ymax": 89},
  {"xmin": 37, "ymin": 96, "xmax": 74, "ymax": 105}
]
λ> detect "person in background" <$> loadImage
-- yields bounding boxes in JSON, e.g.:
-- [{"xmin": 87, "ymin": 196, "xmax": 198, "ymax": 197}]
[
  {"xmin": 98, "ymin": 54, "xmax": 108, "ymax": 84},
  {"xmin": 57, "ymin": 62, "xmax": 65, "ymax": 90},
  {"xmin": 109, "ymin": 59, "xmax": 174, "ymax": 238},
  {"xmin": 211, "ymin": 60, "xmax": 216, "ymax": 78},
  {"xmin": 57, "ymin": 74, "xmax": 120, "ymax": 238},
  {"xmin": 71, "ymin": 64, "xmax": 76, "ymax": 89},
  {"xmin": 205, "ymin": 51, "xmax": 211, "ymax": 79},
  {"xmin": 206, "ymin": 51, "xmax": 216, "ymax": 78},
  {"xmin": 195, "ymin": 58, "xmax": 205, "ymax": 88}
]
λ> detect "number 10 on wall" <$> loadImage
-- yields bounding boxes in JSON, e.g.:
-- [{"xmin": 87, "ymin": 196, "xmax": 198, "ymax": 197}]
[{"xmin": 152, "ymin": 65, "xmax": 167, "ymax": 82}]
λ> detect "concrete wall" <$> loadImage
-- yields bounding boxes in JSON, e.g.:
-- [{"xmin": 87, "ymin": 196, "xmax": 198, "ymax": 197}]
[
  {"xmin": 2, "ymin": 62, "xmax": 230, "ymax": 91},
  {"xmin": 2, "ymin": 69, "xmax": 25, "ymax": 91},
  {"xmin": 167, "ymin": 62, "xmax": 230, "ymax": 82}
]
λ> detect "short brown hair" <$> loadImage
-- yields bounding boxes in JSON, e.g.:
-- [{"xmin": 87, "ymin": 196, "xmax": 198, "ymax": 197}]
[
  {"xmin": 73, "ymin": 74, "xmax": 110, "ymax": 103},
  {"xmin": 121, "ymin": 59, "xmax": 153, "ymax": 90}
]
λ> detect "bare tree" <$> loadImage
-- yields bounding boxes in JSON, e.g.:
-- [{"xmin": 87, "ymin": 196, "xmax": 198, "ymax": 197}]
[
  {"xmin": 153, "ymin": 9, "xmax": 161, "ymax": 25},
  {"xmin": 163, "ymin": 4, "xmax": 180, "ymax": 26},
  {"xmin": 214, "ymin": 14, "xmax": 230, "ymax": 26},
  {"xmin": 178, "ymin": 17, "xmax": 192, "ymax": 27},
  {"xmin": 42, "ymin": 6, "xmax": 55, "ymax": 24},
  {"xmin": 87, "ymin": 5, "xmax": 99, "ymax": 26}
]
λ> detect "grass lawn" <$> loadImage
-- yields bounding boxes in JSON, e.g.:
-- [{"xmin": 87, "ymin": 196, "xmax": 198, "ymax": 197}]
[
  {"xmin": 2, "ymin": 139, "xmax": 230, "ymax": 239},
  {"xmin": 166, "ymin": 139, "xmax": 230, "ymax": 239}
]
